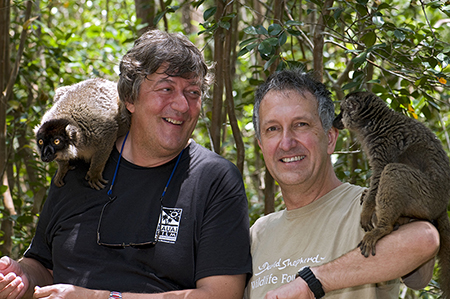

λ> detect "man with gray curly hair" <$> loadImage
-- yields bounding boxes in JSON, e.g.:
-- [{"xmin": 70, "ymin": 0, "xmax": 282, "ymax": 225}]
[{"xmin": 0, "ymin": 30, "xmax": 251, "ymax": 299}]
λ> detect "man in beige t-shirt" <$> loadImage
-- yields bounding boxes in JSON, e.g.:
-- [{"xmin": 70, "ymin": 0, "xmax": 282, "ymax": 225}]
[{"xmin": 245, "ymin": 69, "xmax": 438, "ymax": 299}]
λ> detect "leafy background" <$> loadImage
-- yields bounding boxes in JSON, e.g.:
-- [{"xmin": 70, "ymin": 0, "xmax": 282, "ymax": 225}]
[{"xmin": 1, "ymin": 0, "xmax": 449, "ymax": 297}]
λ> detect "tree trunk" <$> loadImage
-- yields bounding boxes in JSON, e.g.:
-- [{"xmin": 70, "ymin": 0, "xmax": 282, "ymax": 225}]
[
  {"xmin": 211, "ymin": 0, "xmax": 225, "ymax": 154},
  {"xmin": 223, "ymin": 2, "xmax": 244, "ymax": 174},
  {"xmin": 0, "ymin": 0, "xmax": 10, "ymax": 180},
  {"xmin": 263, "ymin": 0, "xmax": 284, "ymax": 215},
  {"xmin": 0, "ymin": 0, "xmax": 33, "ymax": 255},
  {"xmin": 135, "ymin": 0, "xmax": 156, "ymax": 36},
  {"xmin": 0, "ymin": 0, "xmax": 11, "ymax": 256},
  {"xmin": 313, "ymin": 0, "xmax": 334, "ymax": 82},
  {"xmin": 181, "ymin": 0, "xmax": 193, "ymax": 34}
]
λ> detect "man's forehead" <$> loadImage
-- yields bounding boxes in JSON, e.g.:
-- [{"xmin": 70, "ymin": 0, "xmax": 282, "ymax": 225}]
[
  {"xmin": 261, "ymin": 89, "xmax": 317, "ymax": 107},
  {"xmin": 147, "ymin": 71, "xmax": 202, "ymax": 86}
]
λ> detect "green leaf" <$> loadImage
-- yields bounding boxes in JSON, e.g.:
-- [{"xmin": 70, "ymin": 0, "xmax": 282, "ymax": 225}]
[
  {"xmin": 219, "ymin": 21, "xmax": 230, "ymax": 30},
  {"xmin": 361, "ymin": 31, "xmax": 376, "ymax": 47},
  {"xmin": 342, "ymin": 80, "xmax": 361, "ymax": 91},
  {"xmin": 258, "ymin": 40, "xmax": 274, "ymax": 55},
  {"xmin": 255, "ymin": 25, "xmax": 268, "ymax": 35},
  {"xmin": 0, "ymin": 185, "xmax": 7, "ymax": 194},
  {"xmin": 369, "ymin": 43, "xmax": 387, "ymax": 51},
  {"xmin": 203, "ymin": 7, "xmax": 217, "ymax": 21},
  {"xmin": 287, "ymin": 28, "xmax": 302, "ymax": 36},
  {"xmin": 154, "ymin": 11, "xmax": 166, "ymax": 25},
  {"xmin": 426, "ymin": 1, "xmax": 442, "ymax": 9},
  {"xmin": 333, "ymin": 8, "xmax": 344, "ymax": 20},
  {"xmin": 278, "ymin": 32, "xmax": 287, "ymax": 46},
  {"xmin": 249, "ymin": 78, "xmax": 265, "ymax": 86},
  {"xmin": 246, "ymin": 42, "xmax": 258, "ymax": 51},
  {"xmin": 366, "ymin": 79, "xmax": 381, "ymax": 84},
  {"xmin": 377, "ymin": 3, "xmax": 393, "ymax": 10},
  {"xmin": 244, "ymin": 26, "xmax": 258, "ymax": 35},
  {"xmin": 264, "ymin": 55, "xmax": 278, "ymax": 71},
  {"xmin": 221, "ymin": 13, "xmax": 236, "ymax": 22},
  {"xmin": 309, "ymin": 0, "xmax": 323, "ymax": 8},
  {"xmin": 266, "ymin": 37, "xmax": 279, "ymax": 46},
  {"xmin": 286, "ymin": 20, "xmax": 303, "ymax": 26},
  {"xmin": 239, "ymin": 37, "xmax": 259, "ymax": 48},
  {"xmin": 414, "ymin": 77, "xmax": 427, "ymax": 87},
  {"xmin": 372, "ymin": 16, "xmax": 385, "ymax": 27},
  {"xmin": 268, "ymin": 23, "xmax": 283, "ymax": 36},
  {"xmin": 237, "ymin": 47, "xmax": 249, "ymax": 57},
  {"xmin": 352, "ymin": 51, "xmax": 367, "ymax": 69},
  {"xmin": 394, "ymin": 29, "xmax": 405, "ymax": 42},
  {"xmin": 356, "ymin": 4, "xmax": 368, "ymax": 16}
]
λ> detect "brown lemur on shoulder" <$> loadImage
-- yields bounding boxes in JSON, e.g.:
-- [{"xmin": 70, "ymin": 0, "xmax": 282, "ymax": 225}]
[
  {"xmin": 35, "ymin": 78, "xmax": 130, "ymax": 190},
  {"xmin": 333, "ymin": 91, "xmax": 450, "ymax": 298}
]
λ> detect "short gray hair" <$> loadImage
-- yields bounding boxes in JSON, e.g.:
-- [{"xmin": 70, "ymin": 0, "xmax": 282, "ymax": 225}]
[
  {"xmin": 253, "ymin": 69, "xmax": 334, "ymax": 140},
  {"xmin": 118, "ymin": 30, "xmax": 213, "ymax": 104}
]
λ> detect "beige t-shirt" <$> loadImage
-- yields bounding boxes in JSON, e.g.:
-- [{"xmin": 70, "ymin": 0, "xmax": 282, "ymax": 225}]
[{"xmin": 245, "ymin": 183, "xmax": 400, "ymax": 299}]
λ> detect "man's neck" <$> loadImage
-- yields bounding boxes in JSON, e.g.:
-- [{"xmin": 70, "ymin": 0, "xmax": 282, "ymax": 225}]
[
  {"xmin": 282, "ymin": 173, "xmax": 342, "ymax": 210},
  {"xmin": 115, "ymin": 134, "xmax": 189, "ymax": 168}
]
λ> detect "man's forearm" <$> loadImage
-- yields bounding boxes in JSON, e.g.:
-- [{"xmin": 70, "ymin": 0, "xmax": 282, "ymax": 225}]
[
  {"xmin": 33, "ymin": 274, "xmax": 247, "ymax": 299},
  {"xmin": 311, "ymin": 221, "xmax": 439, "ymax": 293},
  {"xmin": 18, "ymin": 257, "xmax": 53, "ymax": 298}
]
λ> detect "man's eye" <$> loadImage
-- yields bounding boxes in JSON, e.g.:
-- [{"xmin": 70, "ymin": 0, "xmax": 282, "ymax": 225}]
[
  {"xmin": 267, "ymin": 126, "xmax": 278, "ymax": 132},
  {"xmin": 187, "ymin": 90, "xmax": 201, "ymax": 96}
]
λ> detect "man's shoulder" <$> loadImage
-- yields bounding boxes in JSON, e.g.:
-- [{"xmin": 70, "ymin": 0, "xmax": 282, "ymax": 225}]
[
  {"xmin": 335, "ymin": 182, "xmax": 366, "ymax": 200},
  {"xmin": 251, "ymin": 210, "xmax": 284, "ymax": 232},
  {"xmin": 189, "ymin": 141, "xmax": 240, "ymax": 170}
]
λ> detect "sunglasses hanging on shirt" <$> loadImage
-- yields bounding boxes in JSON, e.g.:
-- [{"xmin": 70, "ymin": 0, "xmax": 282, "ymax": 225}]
[{"xmin": 96, "ymin": 131, "xmax": 185, "ymax": 248}]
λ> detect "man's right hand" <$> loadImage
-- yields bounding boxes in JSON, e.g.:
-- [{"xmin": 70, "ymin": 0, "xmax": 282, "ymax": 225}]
[{"xmin": 0, "ymin": 256, "xmax": 28, "ymax": 299}]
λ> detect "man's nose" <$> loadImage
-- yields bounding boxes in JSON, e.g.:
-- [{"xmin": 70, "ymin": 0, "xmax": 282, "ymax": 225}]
[
  {"xmin": 171, "ymin": 91, "xmax": 189, "ymax": 113},
  {"xmin": 279, "ymin": 129, "xmax": 297, "ymax": 151}
]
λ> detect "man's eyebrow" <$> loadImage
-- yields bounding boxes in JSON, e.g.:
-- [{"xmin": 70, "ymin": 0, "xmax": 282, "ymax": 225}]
[
  {"xmin": 261, "ymin": 119, "xmax": 278, "ymax": 127},
  {"xmin": 152, "ymin": 77, "xmax": 201, "ymax": 87},
  {"xmin": 154, "ymin": 77, "xmax": 174, "ymax": 85}
]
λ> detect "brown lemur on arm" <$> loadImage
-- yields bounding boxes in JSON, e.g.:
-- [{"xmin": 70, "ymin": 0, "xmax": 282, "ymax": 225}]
[{"xmin": 334, "ymin": 91, "xmax": 450, "ymax": 298}]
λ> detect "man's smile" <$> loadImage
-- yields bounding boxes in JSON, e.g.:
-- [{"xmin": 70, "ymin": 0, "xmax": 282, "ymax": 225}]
[
  {"xmin": 163, "ymin": 117, "xmax": 183, "ymax": 125},
  {"xmin": 281, "ymin": 155, "xmax": 306, "ymax": 163}
]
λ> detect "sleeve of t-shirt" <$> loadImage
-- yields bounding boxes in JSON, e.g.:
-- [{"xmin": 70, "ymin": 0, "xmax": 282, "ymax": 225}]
[{"xmin": 194, "ymin": 159, "xmax": 252, "ymax": 281}]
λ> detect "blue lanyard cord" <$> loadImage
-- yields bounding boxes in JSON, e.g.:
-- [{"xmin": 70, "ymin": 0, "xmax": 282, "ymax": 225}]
[
  {"xmin": 107, "ymin": 131, "xmax": 129, "ymax": 198},
  {"xmin": 161, "ymin": 147, "xmax": 185, "ymax": 199},
  {"xmin": 107, "ymin": 130, "xmax": 185, "ymax": 202}
]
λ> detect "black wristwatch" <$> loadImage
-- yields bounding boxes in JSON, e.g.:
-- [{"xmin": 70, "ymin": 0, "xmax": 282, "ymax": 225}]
[{"xmin": 296, "ymin": 266, "xmax": 325, "ymax": 298}]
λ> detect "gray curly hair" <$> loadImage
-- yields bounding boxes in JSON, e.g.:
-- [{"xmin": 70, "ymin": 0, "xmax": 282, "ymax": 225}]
[{"xmin": 118, "ymin": 30, "xmax": 213, "ymax": 105}]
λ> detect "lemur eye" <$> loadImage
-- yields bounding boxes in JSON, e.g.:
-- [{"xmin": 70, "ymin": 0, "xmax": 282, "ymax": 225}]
[
  {"xmin": 38, "ymin": 139, "xmax": 44, "ymax": 145},
  {"xmin": 54, "ymin": 139, "xmax": 60, "ymax": 145}
]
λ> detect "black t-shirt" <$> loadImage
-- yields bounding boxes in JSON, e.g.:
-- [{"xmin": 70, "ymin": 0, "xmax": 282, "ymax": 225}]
[{"xmin": 24, "ymin": 141, "xmax": 252, "ymax": 293}]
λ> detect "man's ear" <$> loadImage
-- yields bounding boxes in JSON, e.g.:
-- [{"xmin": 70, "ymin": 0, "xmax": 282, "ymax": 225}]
[
  {"xmin": 327, "ymin": 127, "xmax": 339, "ymax": 155},
  {"xmin": 125, "ymin": 101, "xmax": 135, "ymax": 113}
]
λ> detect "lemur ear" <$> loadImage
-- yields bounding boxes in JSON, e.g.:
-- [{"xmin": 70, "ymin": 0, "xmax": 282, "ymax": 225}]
[
  {"xmin": 345, "ymin": 95, "xmax": 361, "ymax": 112},
  {"xmin": 65, "ymin": 124, "xmax": 78, "ymax": 142}
]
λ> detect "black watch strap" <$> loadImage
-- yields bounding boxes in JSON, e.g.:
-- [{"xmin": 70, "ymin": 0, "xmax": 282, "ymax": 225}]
[{"xmin": 295, "ymin": 266, "xmax": 325, "ymax": 298}]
